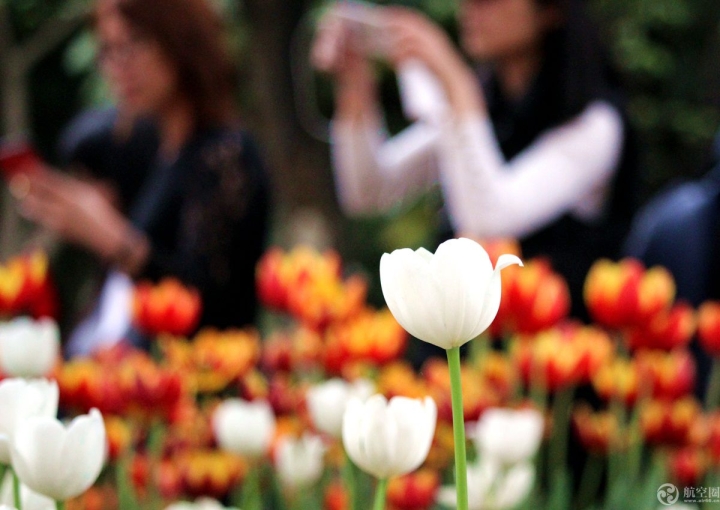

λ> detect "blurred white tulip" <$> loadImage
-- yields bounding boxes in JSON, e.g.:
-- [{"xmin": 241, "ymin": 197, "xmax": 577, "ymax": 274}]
[
  {"xmin": 0, "ymin": 378, "xmax": 58, "ymax": 465},
  {"xmin": 437, "ymin": 460, "xmax": 535, "ymax": 510},
  {"xmin": 274, "ymin": 433, "xmax": 326, "ymax": 489},
  {"xmin": 0, "ymin": 318, "xmax": 59, "ymax": 378},
  {"xmin": 380, "ymin": 238, "xmax": 521, "ymax": 350},
  {"xmin": 212, "ymin": 398, "xmax": 276, "ymax": 458},
  {"xmin": 474, "ymin": 408, "xmax": 544, "ymax": 465},
  {"xmin": 0, "ymin": 472, "xmax": 54, "ymax": 510},
  {"xmin": 306, "ymin": 378, "xmax": 373, "ymax": 437},
  {"xmin": 165, "ymin": 498, "xmax": 238, "ymax": 510},
  {"xmin": 10, "ymin": 409, "xmax": 106, "ymax": 501},
  {"xmin": 343, "ymin": 394, "xmax": 436, "ymax": 480}
]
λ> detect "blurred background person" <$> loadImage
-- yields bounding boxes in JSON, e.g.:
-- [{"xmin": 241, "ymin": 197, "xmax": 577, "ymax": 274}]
[
  {"xmin": 623, "ymin": 132, "xmax": 720, "ymax": 397},
  {"xmin": 13, "ymin": 0, "xmax": 270, "ymax": 356},
  {"xmin": 313, "ymin": 0, "xmax": 637, "ymax": 322}
]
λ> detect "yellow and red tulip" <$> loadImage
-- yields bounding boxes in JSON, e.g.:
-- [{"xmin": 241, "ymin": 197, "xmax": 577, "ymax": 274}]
[{"xmin": 584, "ymin": 258, "xmax": 675, "ymax": 330}]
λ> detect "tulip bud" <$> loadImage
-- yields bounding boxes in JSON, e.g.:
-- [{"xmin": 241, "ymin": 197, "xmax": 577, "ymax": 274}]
[
  {"xmin": 380, "ymin": 238, "xmax": 521, "ymax": 350},
  {"xmin": 212, "ymin": 398, "xmax": 276, "ymax": 458},
  {"xmin": 0, "ymin": 317, "xmax": 59, "ymax": 378},
  {"xmin": 274, "ymin": 433, "xmax": 326, "ymax": 489},
  {"xmin": 342, "ymin": 394, "xmax": 436, "ymax": 480},
  {"xmin": 306, "ymin": 378, "xmax": 373, "ymax": 438},
  {"xmin": 473, "ymin": 408, "xmax": 544, "ymax": 465},
  {"xmin": 10, "ymin": 409, "xmax": 106, "ymax": 501}
]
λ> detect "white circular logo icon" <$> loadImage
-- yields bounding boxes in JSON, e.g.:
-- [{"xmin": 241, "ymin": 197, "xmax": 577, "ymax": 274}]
[{"xmin": 657, "ymin": 483, "xmax": 680, "ymax": 505}]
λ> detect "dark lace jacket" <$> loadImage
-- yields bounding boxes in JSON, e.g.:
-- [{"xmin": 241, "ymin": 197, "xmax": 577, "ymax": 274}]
[{"xmin": 59, "ymin": 109, "xmax": 270, "ymax": 331}]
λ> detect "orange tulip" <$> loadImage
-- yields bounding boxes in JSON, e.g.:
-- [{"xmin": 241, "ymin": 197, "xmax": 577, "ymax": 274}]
[
  {"xmin": 377, "ymin": 362, "xmax": 431, "ymax": 401},
  {"xmin": 133, "ymin": 278, "xmax": 202, "ymax": 337},
  {"xmin": 116, "ymin": 354, "xmax": 186, "ymax": 421},
  {"xmin": 635, "ymin": 350, "xmax": 696, "ymax": 400},
  {"xmin": 491, "ymin": 259, "xmax": 570, "ymax": 336},
  {"xmin": 592, "ymin": 358, "xmax": 640, "ymax": 406},
  {"xmin": 514, "ymin": 323, "xmax": 614, "ymax": 392},
  {"xmin": 641, "ymin": 397, "xmax": 701, "ymax": 446},
  {"xmin": 584, "ymin": 258, "xmax": 675, "ymax": 329},
  {"xmin": 626, "ymin": 302, "xmax": 695, "ymax": 351},
  {"xmin": 698, "ymin": 301, "xmax": 720, "ymax": 357},
  {"xmin": 174, "ymin": 449, "xmax": 246, "ymax": 500},
  {"xmin": 387, "ymin": 469, "xmax": 440, "ymax": 510},
  {"xmin": 573, "ymin": 405, "xmax": 626, "ymax": 455},
  {"xmin": 323, "ymin": 308, "xmax": 407, "ymax": 374},
  {"xmin": 256, "ymin": 246, "xmax": 367, "ymax": 329}
]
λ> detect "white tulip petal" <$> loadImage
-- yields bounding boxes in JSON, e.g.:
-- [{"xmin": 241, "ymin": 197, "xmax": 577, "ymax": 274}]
[
  {"xmin": 58, "ymin": 410, "xmax": 106, "ymax": 499},
  {"xmin": 362, "ymin": 396, "xmax": 394, "ymax": 478},
  {"xmin": 380, "ymin": 251, "xmax": 447, "ymax": 347},
  {"xmin": 433, "ymin": 239, "xmax": 493, "ymax": 345},
  {"xmin": 342, "ymin": 398, "xmax": 367, "ymax": 471},
  {"xmin": 493, "ymin": 462, "xmax": 535, "ymax": 508},
  {"xmin": 11, "ymin": 417, "xmax": 67, "ymax": 500}
]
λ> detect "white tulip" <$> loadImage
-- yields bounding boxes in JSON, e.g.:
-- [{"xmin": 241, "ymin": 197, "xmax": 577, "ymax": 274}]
[
  {"xmin": 342, "ymin": 394, "xmax": 436, "ymax": 480},
  {"xmin": 0, "ymin": 473, "xmax": 54, "ymax": 510},
  {"xmin": 474, "ymin": 408, "xmax": 544, "ymax": 465},
  {"xmin": 380, "ymin": 238, "xmax": 521, "ymax": 350},
  {"xmin": 0, "ymin": 506, "xmax": 17, "ymax": 510},
  {"xmin": 0, "ymin": 318, "xmax": 59, "ymax": 378},
  {"xmin": 10, "ymin": 409, "xmax": 106, "ymax": 501},
  {"xmin": 0, "ymin": 378, "xmax": 59, "ymax": 465},
  {"xmin": 307, "ymin": 378, "xmax": 374, "ymax": 438},
  {"xmin": 165, "ymin": 498, "xmax": 239, "ymax": 510},
  {"xmin": 274, "ymin": 433, "xmax": 326, "ymax": 489},
  {"xmin": 437, "ymin": 460, "xmax": 535, "ymax": 510},
  {"xmin": 212, "ymin": 399, "xmax": 276, "ymax": 458}
]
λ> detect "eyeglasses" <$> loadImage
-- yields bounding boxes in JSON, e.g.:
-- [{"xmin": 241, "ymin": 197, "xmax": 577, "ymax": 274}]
[{"xmin": 97, "ymin": 36, "xmax": 152, "ymax": 68}]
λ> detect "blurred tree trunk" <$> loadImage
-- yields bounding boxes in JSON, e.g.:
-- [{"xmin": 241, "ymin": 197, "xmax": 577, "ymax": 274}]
[
  {"xmin": 242, "ymin": 0, "xmax": 340, "ymax": 248},
  {"xmin": 0, "ymin": 1, "xmax": 85, "ymax": 259}
]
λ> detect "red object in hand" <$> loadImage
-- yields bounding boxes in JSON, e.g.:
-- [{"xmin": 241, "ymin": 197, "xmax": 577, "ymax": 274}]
[{"xmin": 0, "ymin": 138, "xmax": 43, "ymax": 180}]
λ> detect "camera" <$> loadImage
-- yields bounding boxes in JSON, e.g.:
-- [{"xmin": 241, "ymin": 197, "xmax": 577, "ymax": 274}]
[{"xmin": 332, "ymin": 2, "xmax": 448, "ymax": 123}]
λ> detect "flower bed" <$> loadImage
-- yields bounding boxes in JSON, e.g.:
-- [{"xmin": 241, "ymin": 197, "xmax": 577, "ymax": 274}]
[{"xmin": 0, "ymin": 239, "xmax": 718, "ymax": 510}]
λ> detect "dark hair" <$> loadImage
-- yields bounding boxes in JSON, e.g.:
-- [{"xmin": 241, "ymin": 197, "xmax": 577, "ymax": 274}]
[{"xmin": 97, "ymin": 0, "xmax": 238, "ymax": 128}]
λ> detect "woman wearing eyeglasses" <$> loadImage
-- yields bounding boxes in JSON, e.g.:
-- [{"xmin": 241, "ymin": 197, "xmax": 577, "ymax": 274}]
[
  {"xmin": 17, "ymin": 0, "xmax": 270, "ymax": 355},
  {"xmin": 314, "ymin": 0, "xmax": 637, "ymax": 320}
]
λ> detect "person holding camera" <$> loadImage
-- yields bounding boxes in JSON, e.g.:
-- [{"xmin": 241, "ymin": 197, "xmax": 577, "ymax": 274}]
[{"xmin": 313, "ymin": 0, "xmax": 637, "ymax": 321}]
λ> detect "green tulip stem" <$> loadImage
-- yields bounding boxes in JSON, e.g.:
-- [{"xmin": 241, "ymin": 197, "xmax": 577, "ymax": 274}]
[
  {"xmin": 343, "ymin": 449, "xmax": 357, "ymax": 510},
  {"xmin": 706, "ymin": 357, "xmax": 720, "ymax": 410},
  {"xmin": 372, "ymin": 478, "xmax": 388, "ymax": 510},
  {"xmin": 447, "ymin": 346, "xmax": 469, "ymax": 510},
  {"xmin": 55, "ymin": 502, "xmax": 65, "ymax": 510},
  {"xmin": 12, "ymin": 467, "xmax": 22, "ymax": 510}
]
